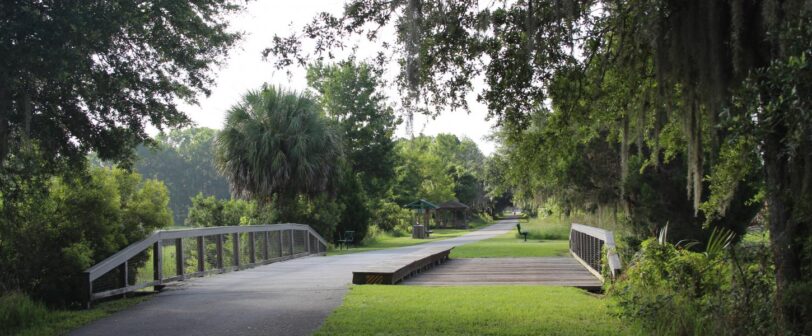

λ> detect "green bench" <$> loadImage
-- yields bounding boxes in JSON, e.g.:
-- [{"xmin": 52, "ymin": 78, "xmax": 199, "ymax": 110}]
[
  {"xmin": 516, "ymin": 223, "xmax": 528, "ymax": 242},
  {"xmin": 337, "ymin": 230, "xmax": 355, "ymax": 250}
]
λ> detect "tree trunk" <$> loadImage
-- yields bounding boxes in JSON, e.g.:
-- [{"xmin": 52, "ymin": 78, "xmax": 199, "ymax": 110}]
[
  {"xmin": 0, "ymin": 82, "xmax": 10, "ymax": 167},
  {"xmin": 764, "ymin": 120, "xmax": 812, "ymax": 334}
]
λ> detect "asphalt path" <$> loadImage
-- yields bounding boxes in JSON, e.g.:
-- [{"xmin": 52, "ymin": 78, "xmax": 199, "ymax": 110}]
[{"xmin": 71, "ymin": 218, "xmax": 516, "ymax": 336}]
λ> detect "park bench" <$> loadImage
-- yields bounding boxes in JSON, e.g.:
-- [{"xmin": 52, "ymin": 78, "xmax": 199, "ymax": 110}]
[
  {"xmin": 337, "ymin": 230, "xmax": 355, "ymax": 250},
  {"xmin": 516, "ymin": 223, "xmax": 528, "ymax": 242}
]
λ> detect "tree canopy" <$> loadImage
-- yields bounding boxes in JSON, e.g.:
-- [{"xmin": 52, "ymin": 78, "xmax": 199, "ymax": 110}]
[{"xmin": 0, "ymin": 1, "xmax": 242, "ymax": 171}]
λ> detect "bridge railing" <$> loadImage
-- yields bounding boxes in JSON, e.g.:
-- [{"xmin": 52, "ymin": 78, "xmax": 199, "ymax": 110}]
[
  {"xmin": 82, "ymin": 224, "xmax": 327, "ymax": 307},
  {"xmin": 569, "ymin": 223, "xmax": 622, "ymax": 281}
]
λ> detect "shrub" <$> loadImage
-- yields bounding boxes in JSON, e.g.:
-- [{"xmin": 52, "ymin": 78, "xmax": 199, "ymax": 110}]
[
  {"xmin": 0, "ymin": 167, "xmax": 172, "ymax": 306},
  {"xmin": 609, "ymin": 237, "xmax": 776, "ymax": 335}
]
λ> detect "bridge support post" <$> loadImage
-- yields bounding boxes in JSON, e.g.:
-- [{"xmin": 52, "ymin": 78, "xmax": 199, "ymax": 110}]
[
  {"xmin": 216, "ymin": 234, "xmax": 224, "ymax": 271},
  {"xmin": 153, "ymin": 240, "xmax": 164, "ymax": 291},
  {"xmin": 262, "ymin": 231, "xmax": 269, "ymax": 260},
  {"xmin": 232, "ymin": 233, "xmax": 240, "ymax": 269},
  {"xmin": 175, "ymin": 238, "xmax": 184, "ymax": 279},
  {"xmin": 82, "ymin": 271, "xmax": 92, "ymax": 309},
  {"xmin": 197, "ymin": 236, "xmax": 205, "ymax": 273},
  {"xmin": 289, "ymin": 230, "xmax": 295, "ymax": 255},
  {"xmin": 119, "ymin": 261, "xmax": 128, "ymax": 296},
  {"xmin": 248, "ymin": 232, "xmax": 256, "ymax": 264},
  {"xmin": 279, "ymin": 230, "xmax": 284, "ymax": 256}
]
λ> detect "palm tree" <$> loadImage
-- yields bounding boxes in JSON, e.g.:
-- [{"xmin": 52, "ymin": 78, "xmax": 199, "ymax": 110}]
[{"xmin": 214, "ymin": 85, "xmax": 343, "ymax": 218}]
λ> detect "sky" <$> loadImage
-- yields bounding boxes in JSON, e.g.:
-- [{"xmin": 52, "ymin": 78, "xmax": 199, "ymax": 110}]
[{"xmin": 180, "ymin": 1, "xmax": 498, "ymax": 155}]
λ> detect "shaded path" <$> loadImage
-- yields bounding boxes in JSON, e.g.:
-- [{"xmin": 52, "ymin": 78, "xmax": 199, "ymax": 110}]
[{"xmin": 71, "ymin": 219, "xmax": 517, "ymax": 336}]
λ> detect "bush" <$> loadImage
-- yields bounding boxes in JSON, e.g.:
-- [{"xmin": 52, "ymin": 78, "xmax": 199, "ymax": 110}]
[
  {"xmin": 0, "ymin": 292, "xmax": 48, "ymax": 334},
  {"xmin": 608, "ymin": 237, "xmax": 776, "ymax": 335}
]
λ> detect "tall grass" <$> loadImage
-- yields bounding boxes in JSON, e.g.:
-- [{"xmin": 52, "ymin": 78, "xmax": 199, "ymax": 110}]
[
  {"xmin": 518, "ymin": 216, "xmax": 570, "ymax": 240},
  {"xmin": 0, "ymin": 292, "xmax": 49, "ymax": 334}
]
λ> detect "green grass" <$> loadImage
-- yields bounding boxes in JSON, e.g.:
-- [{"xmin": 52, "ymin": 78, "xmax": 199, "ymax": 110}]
[
  {"xmin": 316, "ymin": 285, "xmax": 626, "ymax": 336},
  {"xmin": 328, "ymin": 216, "xmax": 494, "ymax": 256},
  {"xmin": 2, "ymin": 293, "xmax": 151, "ymax": 336},
  {"xmin": 451, "ymin": 233, "xmax": 570, "ymax": 258},
  {"xmin": 450, "ymin": 216, "xmax": 571, "ymax": 258}
]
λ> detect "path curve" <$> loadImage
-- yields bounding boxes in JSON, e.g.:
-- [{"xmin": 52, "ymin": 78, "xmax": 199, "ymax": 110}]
[{"xmin": 71, "ymin": 219, "xmax": 516, "ymax": 336}]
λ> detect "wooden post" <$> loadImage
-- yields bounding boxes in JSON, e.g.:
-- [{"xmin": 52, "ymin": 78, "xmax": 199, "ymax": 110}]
[
  {"xmin": 262, "ymin": 231, "xmax": 269, "ymax": 260},
  {"xmin": 118, "ymin": 261, "xmax": 128, "ymax": 295},
  {"xmin": 216, "ymin": 234, "xmax": 224, "ymax": 270},
  {"xmin": 197, "ymin": 236, "xmax": 205, "ymax": 273},
  {"xmin": 289, "ymin": 230, "xmax": 295, "ymax": 255},
  {"xmin": 306, "ymin": 232, "xmax": 311, "ymax": 254},
  {"xmin": 82, "ymin": 271, "xmax": 92, "ymax": 309},
  {"xmin": 153, "ymin": 240, "xmax": 164, "ymax": 290},
  {"xmin": 279, "ymin": 230, "xmax": 284, "ymax": 256},
  {"xmin": 248, "ymin": 232, "xmax": 256, "ymax": 264},
  {"xmin": 175, "ymin": 238, "xmax": 184, "ymax": 278},
  {"xmin": 232, "ymin": 233, "xmax": 240, "ymax": 268}
]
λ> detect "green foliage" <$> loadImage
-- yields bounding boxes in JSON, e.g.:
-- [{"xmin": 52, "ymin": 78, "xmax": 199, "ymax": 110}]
[
  {"xmin": 215, "ymin": 85, "xmax": 344, "ymax": 231},
  {"xmin": 135, "ymin": 127, "xmax": 230, "ymax": 225},
  {"xmin": 0, "ymin": 0, "xmax": 242, "ymax": 169},
  {"xmin": 392, "ymin": 134, "xmax": 488, "ymax": 211},
  {"xmin": 609, "ymin": 238, "xmax": 776, "ymax": 335},
  {"xmin": 185, "ymin": 193, "xmax": 274, "ymax": 227},
  {"xmin": 307, "ymin": 61, "xmax": 399, "ymax": 200},
  {"xmin": 0, "ymin": 292, "xmax": 48, "ymax": 334},
  {"xmin": 7, "ymin": 293, "xmax": 150, "ymax": 336},
  {"xmin": 0, "ymin": 166, "xmax": 171, "ymax": 306}
]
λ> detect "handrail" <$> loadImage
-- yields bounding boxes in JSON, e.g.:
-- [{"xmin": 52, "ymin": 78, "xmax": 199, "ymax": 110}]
[
  {"xmin": 569, "ymin": 223, "xmax": 622, "ymax": 281},
  {"xmin": 82, "ymin": 223, "xmax": 328, "ymax": 307}
]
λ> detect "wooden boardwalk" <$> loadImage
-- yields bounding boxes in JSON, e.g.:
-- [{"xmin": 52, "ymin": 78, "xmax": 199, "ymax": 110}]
[{"xmin": 401, "ymin": 257, "xmax": 603, "ymax": 290}]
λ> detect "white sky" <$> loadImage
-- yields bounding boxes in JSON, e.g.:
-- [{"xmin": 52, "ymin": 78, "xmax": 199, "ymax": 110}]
[{"xmin": 179, "ymin": 1, "xmax": 498, "ymax": 155}]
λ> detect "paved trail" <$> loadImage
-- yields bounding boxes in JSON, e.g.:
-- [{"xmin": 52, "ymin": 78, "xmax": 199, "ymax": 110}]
[{"xmin": 72, "ymin": 219, "xmax": 516, "ymax": 336}]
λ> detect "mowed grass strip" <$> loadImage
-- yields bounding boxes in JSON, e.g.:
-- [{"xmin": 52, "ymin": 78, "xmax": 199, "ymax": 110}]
[
  {"xmin": 329, "ymin": 216, "xmax": 495, "ymax": 256},
  {"xmin": 450, "ymin": 233, "xmax": 570, "ymax": 258},
  {"xmin": 316, "ymin": 285, "xmax": 625, "ymax": 336},
  {"xmin": 451, "ymin": 216, "xmax": 572, "ymax": 258},
  {"xmin": 329, "ymin": 228, "xmax": 479, "ymax": 256}
]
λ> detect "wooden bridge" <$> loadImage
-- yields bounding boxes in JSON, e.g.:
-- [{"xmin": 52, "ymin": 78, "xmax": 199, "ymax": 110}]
[
  {"xmin": 82, "ymin": 223, "xmax": 328, "ymax": 307},
  {"xmin": 75, "ymin": 220, "xmax": 621, "ymax": 335}
]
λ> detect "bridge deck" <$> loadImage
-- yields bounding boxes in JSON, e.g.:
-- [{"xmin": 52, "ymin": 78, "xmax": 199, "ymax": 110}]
[{"xmin": 402, "ymin": 257, "xmax": 602, "ymax": 290}]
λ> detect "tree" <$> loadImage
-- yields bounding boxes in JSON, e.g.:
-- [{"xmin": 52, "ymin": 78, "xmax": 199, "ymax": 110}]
[
  {"xmin": 307, "ymin": 61, "xmax": 399, "ymax": 199},
  {"xmin": 0, "ymin": 1, "xmax": 242, "ymax": 169},
  {"xmin": 135, "ymin": 128, "xmax": 230, "ymax": 225},
  {"xmin": 214, "ymin": 85, "xmax": 344, "ymax": 233}
]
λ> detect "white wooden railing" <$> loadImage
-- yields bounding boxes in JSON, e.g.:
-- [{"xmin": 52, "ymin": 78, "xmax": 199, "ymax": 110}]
[
  {"xmin": 82, "ymin": 224, "xmax": 327, "ymax": 307},
  {"xmin": 569, "ymin": 223, "xmax": 622, "ymax": 281}
]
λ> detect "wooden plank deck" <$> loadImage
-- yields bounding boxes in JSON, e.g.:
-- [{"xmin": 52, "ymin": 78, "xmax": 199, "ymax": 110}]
[
  {"xmin": 352, "ymin": 247, "xmax": 453, "ymax": 285},
  {"xmin": 401, "ymin": 257, "xmax": 603, "ymax": 291}
]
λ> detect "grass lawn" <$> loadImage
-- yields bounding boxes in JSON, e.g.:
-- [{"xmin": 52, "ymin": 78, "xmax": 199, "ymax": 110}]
[
  {"xmin": 451, "ymin": 234, "xmax": 570, "ymax": 258},
  {"xmin": 451, "ymin": 216, "xmax": 571, "ymax": 258},
  {"xmin": 6, "ymin": 295, "xmax": 151, "ymax": 336},
  {"xmin": 328, "ymin": 216, "xmax": 494, "ymax": 256},
  {"xmin": 316, "ymin": 285, "xmax": 626, "ymax": 336}
]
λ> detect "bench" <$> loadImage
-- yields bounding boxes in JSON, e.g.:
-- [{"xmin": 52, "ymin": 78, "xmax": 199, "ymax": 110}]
[
  {"xmin": 337, "ymin": 230, "xmax": 355, "ymax": 250},
  {"xmin": 516, "ymin": 223, "xmax": 528, "ymax": 242}
]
